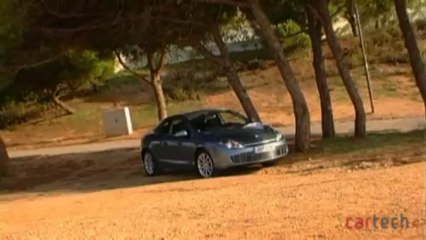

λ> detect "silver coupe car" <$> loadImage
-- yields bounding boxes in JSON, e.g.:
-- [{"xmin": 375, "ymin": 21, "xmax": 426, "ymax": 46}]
[{"xmin": 140, "ymin": 109, "xmax": 288, "ymax": 178}]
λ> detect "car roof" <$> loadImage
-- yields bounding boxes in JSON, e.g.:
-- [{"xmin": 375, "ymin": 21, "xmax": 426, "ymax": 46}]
[
  {"xmin": 153, "ymin": 108, "xmax": 248, "ymax": 132},
  {"xmin": 181, "ymin": 108, "xmax": 228, "ymax": 119},
  {"xmin": 158, "ymin": 108, "xmax": 231, "ymax": 122},
  {"xmin": 155, "ymin": 108, "xmax": 241, "ymax": 126}
]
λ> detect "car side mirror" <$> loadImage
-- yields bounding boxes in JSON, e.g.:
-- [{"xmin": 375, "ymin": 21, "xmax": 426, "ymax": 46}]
[{"xmin": 174, "ymin": 130, "xmax": 189, "ymax": 138}]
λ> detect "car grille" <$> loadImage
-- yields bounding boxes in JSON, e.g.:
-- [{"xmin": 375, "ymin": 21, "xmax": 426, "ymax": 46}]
[
  {"xmin": 276, "ymin": 145, "xmax": 287, "ymax": 155},
  {"xmin": 230, "ymin": 145, "xmax": 287, "ymax": 163}
]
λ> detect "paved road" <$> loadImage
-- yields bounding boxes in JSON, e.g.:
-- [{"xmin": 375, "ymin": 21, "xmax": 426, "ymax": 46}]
[{"xmin": 8, "ymin": 117, "xmax": 425, "ymax": 158}]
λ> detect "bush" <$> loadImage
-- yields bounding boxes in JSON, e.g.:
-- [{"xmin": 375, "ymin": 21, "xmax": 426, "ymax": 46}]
[
  {"xmin": 343, "ymin": 25, "xmax": 410, "ymax": 66},
  {"xmin": 367, "ymin": 26, "xmax": 407, "ymax": 64},
  {"xmin": 0, "ymin": 100, "xmax": 50, "ymax": 129},
  {"xmin": 415, "ymin": 18, "xmax": 426, "ymax": 34},
  {"xmin": 247, "ymin": 59, "xmax": 268, "ymax": 71},
  {"xmin": 163, "ymin": 71, "xmax": 202, "ymax": 102},
  {"xmin": 164, "ymin": 85, "xmax": 200, "ymax": 102}
]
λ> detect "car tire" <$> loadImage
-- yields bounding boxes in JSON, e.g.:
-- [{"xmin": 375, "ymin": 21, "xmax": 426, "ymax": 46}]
[
  {"xmin": 142, "ymin": 151, "xmax": 160, "ymax": 176},
  {"xmin": 195, "ymin": 150, "xmax": 216, "ymax": 178},
  {"xmin": 262, "ymin": 160, "xmax": 277, "ymax": 167}
]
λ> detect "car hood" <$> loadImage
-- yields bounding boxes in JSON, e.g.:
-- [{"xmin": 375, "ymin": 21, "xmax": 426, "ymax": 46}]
[{"xmin": 202, "ymin": 122, "xmax": 279, "ymax": 145}]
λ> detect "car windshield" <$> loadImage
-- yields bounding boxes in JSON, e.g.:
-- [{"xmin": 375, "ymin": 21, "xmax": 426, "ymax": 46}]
[{"xmin": 188, "ymin": 110, "xmax": 249, "ymax": 132}]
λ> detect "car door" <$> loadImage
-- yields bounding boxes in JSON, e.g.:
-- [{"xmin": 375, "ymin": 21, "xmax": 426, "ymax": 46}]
[
  {"xmin": 166, "ymin": 117, "xmax": 197, "ymax": 167},
  {"xmin": 150, "ymin": 119, "xmax": 172, "ymax": 162}
]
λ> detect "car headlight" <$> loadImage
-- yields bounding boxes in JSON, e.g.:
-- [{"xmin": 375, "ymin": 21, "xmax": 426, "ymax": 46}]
[
  {"xmin": 219, "ymin": 139, "xmax": 244, "ymax": 149},
  {"xmin": 276, "ymin": 133, "xmax": 284, "ymax": 141}
]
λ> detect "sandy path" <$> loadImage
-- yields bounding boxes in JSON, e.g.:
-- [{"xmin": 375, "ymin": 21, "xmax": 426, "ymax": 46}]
[
  {"xmin": 8, "ymin": 116, "xmax": 425, "ymax": 158},
  {"xmin": 1, "ymin": 162, "xmax": 424, "ymax": 240}
]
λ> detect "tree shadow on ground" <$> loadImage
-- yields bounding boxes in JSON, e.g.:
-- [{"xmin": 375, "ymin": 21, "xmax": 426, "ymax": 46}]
[
  {"xmin": 281, "ymin": 144, "xmax": 425, "ymax": 177},
  {"xmin": 2, "ymin": 130, "xmax": 423, "ymax": 199},
  {"xmin": 0, "ymin": 148, "xmax": 262, "ymax": 198}
]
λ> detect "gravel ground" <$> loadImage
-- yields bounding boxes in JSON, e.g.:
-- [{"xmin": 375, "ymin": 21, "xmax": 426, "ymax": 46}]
[{"xmin": 0, "ymin": 159, "xmax": 424, "ymax": 239}]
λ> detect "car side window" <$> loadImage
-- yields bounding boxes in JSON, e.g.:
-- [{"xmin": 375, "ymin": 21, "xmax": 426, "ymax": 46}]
[
  {"xmin": 204, "ymin": 113, "xmax": 222, "ymax": 129},
  {"xmin": 189, "ymin": 115, "xmax": 205, "ymax": 132},
  {"xmin": 170, "ymin": 118, "xmax": 189, "ymax": 136},
  {"xmin": 219, "ymin": 111, "xmax": 248, "ymax": 125},
  {"xmin": 156, "ymin": 120, "xmax": 171, "ymax": 135}
]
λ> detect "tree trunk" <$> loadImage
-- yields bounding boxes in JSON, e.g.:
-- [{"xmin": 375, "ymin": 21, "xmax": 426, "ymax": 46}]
[
  {"xmin": 306, "ymin": 4, "xmax": 335, "ymax": 138},
  {"xmin": 247, "ymin": 0, "xmax": 311, "ymax": 152},
  {"xmin": 375, "ymin": 17, "xmax": 382, "ymax": 29},
  {"xmin": 348, "ymin": 16, "xmax": 358, "ymax": 37},
  {"xmin": 394, "ymin": 0, "xmax": 426, "ymax": 114},
  {"xmin": 212, "ymin": 28, "xmax": 262, "ymax": 122},
  {"xmin": 0, "ymin": 135, "xmax": 9, "ymax": 177},
  {"xmin": 345, "ymin": 0, "xmax": 358, "ymax": 37},
  {"xmin": 51, "ymin": 90, "xmax": 76, "ymax": 115},
  {"xmin": 150, "ymin": 70, "xmax": 168, "ymax": 121},
  {"xmin": 147, "ymin": 51, "xmax": 168, "ymax": 121},
  {"xmin": 316, "ymin": 0, "xmax": 367, "ymax": 137}
]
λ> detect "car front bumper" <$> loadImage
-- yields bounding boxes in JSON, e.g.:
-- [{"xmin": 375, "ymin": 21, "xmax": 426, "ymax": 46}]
[{"xmin": 206, "ymin": 140, "xmax": 289, "ymax": 169}]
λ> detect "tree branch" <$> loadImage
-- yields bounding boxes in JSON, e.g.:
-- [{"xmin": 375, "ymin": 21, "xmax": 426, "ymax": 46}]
[
  {"xmin": 190, "ymin": 39, "xmax": 224, "ymax": 66},
  {"xmin": 155, "ymin": 16, "xmax": 210, "ymax": 27},
  {"xmin": 155, "ymin": 49, "xmax": 167, "ymax": 72},
  {"xmin": 212, "ymin": 25, "xmax": 233, "ymax": 67},
  {"xmin": 40, "ymin": 14, "xmax": 124, "ymax": 34},
  {"xmin": 276, "ymin": 2, "xmax": 346, "ymax": 39},
  {"xmin": 192, "ymin": 0, "xmax": 249, "ymax": 8},
  {"xmin": 146, "ymin": 50, "xmax": 156, "ymax": 73},
  {"xmin": 38, "ymin": 0, "xmax": 114, "ymax": 19},
  {"xmin": 114, "ymin": 50, "xmax": 150, "ymax": 84}
]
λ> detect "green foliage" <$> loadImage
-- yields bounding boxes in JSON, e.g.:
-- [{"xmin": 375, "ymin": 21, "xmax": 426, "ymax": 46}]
[
  {"xmin": 0, "ymin": 0, "xmax": 21, "ymax": 62},
  {"xmin": 65, "ymin": 50, "xmax": 115, "ymax": 88},
  {"xmin": 221, "ymin": 10, "xmax": 255, "ymax": 43},
  {"xmin": 0, "ymin": 99, "xmax": 51, "ymax": 129},
  {"xmin": 261, "ymin": 0, "xmax": 306, "ymax": 26},
  {"xmin": 357, "ymin": 0, "xmax": 394, "ymax": 27},
  {"xmin": 275, "ymin": 20, "xmax": 311, "ymax": 51},
  {"xmin": 12, "ymin": 50, "xmax": 114, "ymax": 96},
  {"xmin": 0, "ymin": 50, "xmax": 114, "ymax": 128}
]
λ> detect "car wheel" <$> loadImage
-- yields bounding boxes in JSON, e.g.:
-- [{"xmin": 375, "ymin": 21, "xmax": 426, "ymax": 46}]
[
  {"xmin": 196, "ymin": 150, "xmax": 216, "ymax": 178},
  {"xmin": 143, "ymin": 151, "xmax": 159, "ymax": 176},
  {"xmin": 262, "ymin": 161, "xmax": 277, "ymax": 167}
]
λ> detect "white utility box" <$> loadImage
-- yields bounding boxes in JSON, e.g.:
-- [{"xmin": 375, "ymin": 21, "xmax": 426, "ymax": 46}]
[{"xmin": 102, "ymin": 107, "xmax": 133, "ymax": 137}]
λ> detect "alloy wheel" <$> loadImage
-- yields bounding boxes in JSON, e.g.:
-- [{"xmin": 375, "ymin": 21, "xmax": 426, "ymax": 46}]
[
  {"xmin": 143, "ymin": 152, "xmax": 155, "ymax": 176},
  {"xmin": 197, "ymin": 152, "xmax": 214, "ymax": 178}
]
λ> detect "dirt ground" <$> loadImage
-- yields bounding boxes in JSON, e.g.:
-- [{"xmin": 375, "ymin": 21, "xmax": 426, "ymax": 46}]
[{"xmin": 1, "ymin": 141, "xmax": 425, "ymax": 239}]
